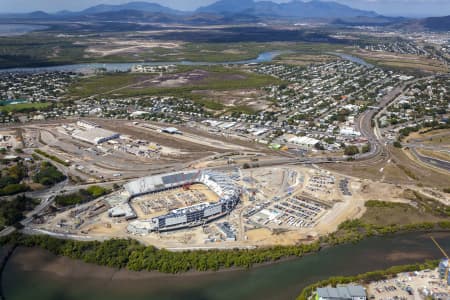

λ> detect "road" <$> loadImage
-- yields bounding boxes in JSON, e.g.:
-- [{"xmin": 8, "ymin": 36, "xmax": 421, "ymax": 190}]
[
  {"xmin": 410, "ymin": 147, "xmax": 450, "ymax": 172},
  {"xmin": 355, "ymin": 76, "xmax": 437, "ymax": 163}
]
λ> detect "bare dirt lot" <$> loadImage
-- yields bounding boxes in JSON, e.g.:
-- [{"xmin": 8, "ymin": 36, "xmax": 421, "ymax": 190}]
[
  {"xmin": 324, "ymin": 145, "xmax": 450, "ymax": 188},
  {"xmin": 130, "ymin": 69, "xmax": 246, "ymax": 89},
  {"xmin": 82, "ymin": 38, "xmax": 182, "ymax": 58}
]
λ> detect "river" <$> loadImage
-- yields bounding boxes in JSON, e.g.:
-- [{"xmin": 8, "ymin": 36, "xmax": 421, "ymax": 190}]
[
  {"xmin": 328, "ymin": 52, "xmax": 374, "ymax": 68},
  {"xmin": 2, "ymin": 231, "xmax": 449, "ymax": 300},
  {"xmin": 0, "ymin": 24, "xmax": 48, "ymax": 37},
  {"xmin": 0, "ymin": 51, "xmax": 372, "ymax": 74},
  {"xmin": 0, "ymin": 51, "xmax": 285, "ymax": 74}
]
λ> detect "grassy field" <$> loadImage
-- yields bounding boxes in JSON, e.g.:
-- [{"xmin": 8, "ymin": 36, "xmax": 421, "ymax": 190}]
[
  {"xmin": 352, "ymin": 50, "xmax": 449, "ymax": 74},
  {"xmin": 0, "ymin": 102, "xmax": 51, "ymax": 113},
  {"xmin": 361, "ymin": 200, "xmax": 446, "ymax": 226},
  {"xmin": 421, "ymin": 135, "xmax": 450, "ymax": 146},
  {"xmin": 75, "ymin": 41, "xmax": 348, "ymax": 64},
  {"xmin": 0, "ymin": 31, "xmax": 348, "ymax": 68},
  {"xmin": 0, "ymin": 34, "xmax": 86, "ymax": 69},
  {"xmin": 69, "ymin": 66, "xmax": 283, "ymax": 99},
  {"xmin": 274, "ymin": 53, "xmax": 336, "ymax": 66}
]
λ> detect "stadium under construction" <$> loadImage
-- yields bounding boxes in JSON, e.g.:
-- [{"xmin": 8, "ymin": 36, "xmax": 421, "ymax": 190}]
[{"xmin": 107, "ymin": 170, "xmax": 241, "ymax": 234}]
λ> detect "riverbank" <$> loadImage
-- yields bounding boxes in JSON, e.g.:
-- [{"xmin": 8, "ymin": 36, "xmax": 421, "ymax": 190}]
[
  {"xmin": 3, "ymin": 231, "xmax": 449, "ymax": 300},
  {"xmin": 1, "ymin": 218, "xmax": 449, "ymax": 274}
]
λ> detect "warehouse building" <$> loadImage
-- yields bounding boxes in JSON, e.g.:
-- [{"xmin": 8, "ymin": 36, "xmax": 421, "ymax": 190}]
[
  {"xmin": 316, "ymin": 285, "xmax": 366, "ymax": 300},
  {"xmin": 161, "ymin": 127, "xmax": 182, "ymax": 134},
  {"xmin": 72, "ymin": 127, "xmax": 120, "ymax": 145},
  {"xmin": 288, "ymin": 136, "xmax": 320, "ymax": 149}
]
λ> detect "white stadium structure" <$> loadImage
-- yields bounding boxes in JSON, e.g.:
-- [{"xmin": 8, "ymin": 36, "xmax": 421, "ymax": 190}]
[{"xmin": 107, "ymin": 170, "xmax": 240, "ymax": 234}]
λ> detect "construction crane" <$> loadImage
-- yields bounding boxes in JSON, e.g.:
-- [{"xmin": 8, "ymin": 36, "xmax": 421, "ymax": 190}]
[{"xmin": 430, "ymin": 236, "xmax": 449, "ymax": 284}]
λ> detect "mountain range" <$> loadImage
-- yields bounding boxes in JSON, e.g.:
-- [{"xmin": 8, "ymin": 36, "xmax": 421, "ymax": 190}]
[
  {"xmin": 196, "ymin": 0, "xmax": 379, "ymax": 18},
  {"xmin": 1, "ymin": 0, "xmax": 449, "ymax": 30},
  {"xmin": 5, "ymin": 0, "xmax": 380, "ymax": 20}
]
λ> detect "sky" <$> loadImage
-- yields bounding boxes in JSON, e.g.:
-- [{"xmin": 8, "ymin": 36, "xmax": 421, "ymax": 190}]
[{"xmin": 0, "ymin": 0, "xmax": 449, "ymax": 17}]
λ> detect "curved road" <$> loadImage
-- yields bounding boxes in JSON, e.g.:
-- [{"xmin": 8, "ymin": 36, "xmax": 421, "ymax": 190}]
[{"xmin": 410, "ymin": 147, "xmax": 450, "ymax": 172}]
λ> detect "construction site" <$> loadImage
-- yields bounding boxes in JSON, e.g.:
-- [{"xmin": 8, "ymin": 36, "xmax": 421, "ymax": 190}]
[{"xmin": 26, "ymin": 161, "xmax": 439, "ymax": 249}]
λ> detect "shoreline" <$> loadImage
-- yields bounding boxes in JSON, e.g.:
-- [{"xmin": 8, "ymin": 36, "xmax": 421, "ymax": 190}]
[{"xmin": 3, "ymin": 230, "xmax": 450, "ymax": 280}]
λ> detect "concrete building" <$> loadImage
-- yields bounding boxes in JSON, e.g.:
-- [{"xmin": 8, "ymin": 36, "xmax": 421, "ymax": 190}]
[
  {"xmin": 72, "ymin": 127, "xmax": 120, "ymax": 145},
  {"xmin": 340, "ymin": 127, "xmax": 361, "ymax": 137},
  {"xmin": 288, "ymin": 136, "xmax": 320, "ymax": 149},
  {"xmin": 316, "ymin": 285, "xmax": 367, "ymax": 300},
  {"xmin": 161, "ymin": 127, "xmax": 182, "ymax": 134}
]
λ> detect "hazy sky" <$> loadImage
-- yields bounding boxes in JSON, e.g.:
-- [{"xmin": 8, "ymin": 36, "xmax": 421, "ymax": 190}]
[{"xmin": 1, "ymin": 0, "xmax": 449, "ymax": 17}]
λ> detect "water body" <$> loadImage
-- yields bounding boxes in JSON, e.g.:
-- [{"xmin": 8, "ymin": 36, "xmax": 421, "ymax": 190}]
[
  {"xmin": 0, "ymin": 99, "xmax": 28, "ymax": 106},
  {"xmin": 328, "ymin": 52, "xmax": 374, "ymax": 68},
  {"xmin": 0, "ymin": 24, "xmax": 48, "ymax": 37},
  {"xmin": 0, "ymin": 51, "xmax": 286, "ymax": 74},
  {"xmin": 3, "ymin": 231, "xmax": 449, "ymax": 300}
]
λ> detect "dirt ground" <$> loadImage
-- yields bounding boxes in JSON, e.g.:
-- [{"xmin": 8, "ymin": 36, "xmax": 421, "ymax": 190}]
[
  {"xmin": 82, "ymin": 39, "xmax": 182, "ymax": 58},
  {"xmin": 129, "ymin": 69, "xmax": 247, "ymax": 89},
  {"xmin": 193, "ymin": 88, "xmax": 273, "ymax": 112},
  {"xmin": 324, "ymin": 145, "xmax": 450, "ymax": 188},
  {"xmin": 32, "ymin": 162, "xmax": 449, "ymax": 249},
  {"xmin": 366, "ymin": 268, "xmax": 450, "ymax": 300}
]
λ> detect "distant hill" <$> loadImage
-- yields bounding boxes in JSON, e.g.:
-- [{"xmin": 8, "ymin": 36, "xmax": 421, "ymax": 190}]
[
  {"xmin": 27, "ymin": 11, "xmax": 52, "ymax": 18},
  {"xmin": 196, "ymin": 0, "xmax": 255, "ymax": 14},
  {"xmin": 197, "ymin": 0, "xmax": 379, "ymax": 19},
  {"xmin": 395, "ymin": 15, "xmax": 450, "ymax": 31},
  {"xmin": 332, "ymin": 16, "xmax": 406, "ymax": 26},
  {"xmin": 421, "ymin": 15, "xmax": 450, "ymax": 31},
  {"xmin": 79, "ymin": 1, "xmax": 181, "ymax": 15}
]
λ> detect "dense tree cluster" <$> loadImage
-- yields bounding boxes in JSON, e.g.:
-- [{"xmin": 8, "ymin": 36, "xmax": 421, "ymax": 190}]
[
  {"xmin": 2, "ymin": 216, "xmax": 450, "ymax": 274},
  {"xmin": 33, "ymin": 161, "xmax": 66, "ymax": 186},
  {"xmin": 54, "ymin": 185, "xmax": 109, "ymax": 207},
  {"xmin": 0, "ymin": 195, "xmax": 38, "ymax": 228},
  {"xmin": 0, "ymin": 233, "xmax": 321, "ymax": 273},
  {"xmin": 34, "ymin": 149, "xmax": 70, "ymax": 166},
  {"xmin": 0, "ymin": 162, "xmax": 29, "ymax": 196}
]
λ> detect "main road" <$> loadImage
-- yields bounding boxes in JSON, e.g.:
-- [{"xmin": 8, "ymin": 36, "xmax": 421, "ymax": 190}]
[
  {"xmin": 355, "ymin": 76, "xmax": 436, "ymax": 162},
  {"xmin": 410, "ymin": 147, "xmax": 450, "ymax": 172}
]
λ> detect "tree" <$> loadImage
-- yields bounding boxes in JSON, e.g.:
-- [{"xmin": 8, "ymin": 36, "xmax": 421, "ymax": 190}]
[
  {"xmin": 361, "ymin": 144, "xmax": 371, "ymax": 153},
  {"xmin": 393, "ymin": 141, "xmax": 402, "ymax": 148},
  {"xmin": 344, "ymin": 145, "xmax": 359, "ymax": 156}
]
